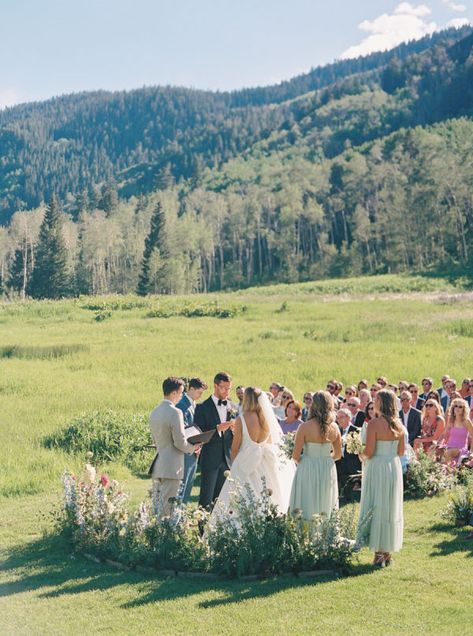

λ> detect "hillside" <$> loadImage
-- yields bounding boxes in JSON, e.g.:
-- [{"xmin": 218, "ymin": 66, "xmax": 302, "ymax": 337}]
[{"xmin": 0, "ymin": 26, "xmax": 470, "ymax": 224}]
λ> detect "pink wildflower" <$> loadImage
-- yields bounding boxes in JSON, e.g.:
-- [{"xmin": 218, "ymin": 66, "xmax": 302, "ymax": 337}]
[{"xmin": 100, "ymin": 474, "xmax": 110, "ymax": 488}]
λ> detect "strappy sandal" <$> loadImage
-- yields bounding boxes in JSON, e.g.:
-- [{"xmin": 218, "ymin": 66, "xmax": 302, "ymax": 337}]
[
  {"xmin": 373, "ymin": 552, "xmax": 385, "ymax": 567},
  {"xmin": 383, "ymin": 552, "xmax": 392, "ymax": 566}
]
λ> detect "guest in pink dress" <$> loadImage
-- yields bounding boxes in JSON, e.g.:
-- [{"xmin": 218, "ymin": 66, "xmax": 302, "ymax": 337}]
[{"xmin": 435, "ymin": 398, "xmax": 473, "ymax": 466}]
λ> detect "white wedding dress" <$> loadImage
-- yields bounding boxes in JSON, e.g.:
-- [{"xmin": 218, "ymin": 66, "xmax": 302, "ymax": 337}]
[{"xmin": 211, "ymin": 394, "xmax": 295, "ymax": 521}]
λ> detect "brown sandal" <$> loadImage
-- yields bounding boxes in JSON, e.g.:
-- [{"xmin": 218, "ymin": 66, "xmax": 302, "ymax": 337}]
[{"xmin": 373, "ymin": 552, "xmax": 385, "ymax": 567}]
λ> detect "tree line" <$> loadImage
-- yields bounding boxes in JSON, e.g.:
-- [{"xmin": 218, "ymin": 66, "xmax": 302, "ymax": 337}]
[{"xmin": 1, "ymin": 117, "xmax": 471, "ymax": 298}]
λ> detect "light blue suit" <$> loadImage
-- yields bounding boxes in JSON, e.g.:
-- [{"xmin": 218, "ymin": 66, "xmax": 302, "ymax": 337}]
[{"xmin": 176, "ymin": 393, "xmax": 198, "ymax": 503}]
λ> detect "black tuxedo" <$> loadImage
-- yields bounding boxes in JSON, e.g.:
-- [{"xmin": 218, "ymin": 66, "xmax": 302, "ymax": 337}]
[
  {"xmin": 194, "ymin": 396, "xmax": 233, "ymax": 510},
  {"xmin": 399, "ymin": 408, "xmax": 421, "ymax": 445},
  {"xmin": 354, "ymin": 410, "xmax": 366, "ymax": 428}
]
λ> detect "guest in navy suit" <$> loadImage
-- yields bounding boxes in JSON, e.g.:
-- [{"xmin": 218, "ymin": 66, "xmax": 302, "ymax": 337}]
[
  {"xmin": 441, "ymin": 378, "xmax": 457, "ymax": 414},
  {"xmin": 176, "ymin": 377, "xmax": 208, "ymax": 503},
  {"xmin": 399, "ymin": 391, "xmax": 421, "ymax": 445}
]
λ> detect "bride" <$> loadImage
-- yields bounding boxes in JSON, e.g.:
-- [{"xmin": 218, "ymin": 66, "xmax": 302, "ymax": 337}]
[{"xmin": 211, "ymin": 386, "xmax": 295, "ymax": 519}]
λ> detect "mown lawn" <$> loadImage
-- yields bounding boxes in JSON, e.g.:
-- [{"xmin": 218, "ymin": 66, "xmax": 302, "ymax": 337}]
[{"xmin": 1, "ymin": 274, "xmax": 472, "ymax": 634}]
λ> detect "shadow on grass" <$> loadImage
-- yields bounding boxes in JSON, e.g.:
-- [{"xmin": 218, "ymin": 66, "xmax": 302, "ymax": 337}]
[
  {"xmin": 428, "ymin": 523, "xmax": 473, "ymax": 558},
  {"xmin": 0, "ymin": 532, "xmax": 377, "ymax": 608}
]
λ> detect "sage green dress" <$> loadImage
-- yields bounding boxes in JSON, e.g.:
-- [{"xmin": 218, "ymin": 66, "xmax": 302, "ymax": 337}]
[
  {"xmin": 289, "ymin": 442, "xmax": 338, "ymax": 520},
  {"xmin": 357, "ymin": 439, "xmax": 403, "ymax": 552}
]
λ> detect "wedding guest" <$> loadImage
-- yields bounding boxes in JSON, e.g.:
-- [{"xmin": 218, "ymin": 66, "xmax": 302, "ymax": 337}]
[
  {"xmin": 289, "ymin": 391, "xmax": 342, "ymax": 520},
  {"xmin": 326, "ymin": 379, "xmax": 342, "ymax": 408},
  {"xmin": 335, "ymin": 381, "xmax": 344, "ymax": 401},
  {"xmin": 357, "ymin": 390, "xmax": 405, "ymax": 567},
  {"xmin": 195, "ymin": 371, "xmax": 234, "ymax": 511},
  {"xmin": 460, "ymin": 378, "xmax": 471, "ymax": 405},
  {"xmin": 269, "ymin": 382, "xmax": 283, "ymax": 405},
  {"xmin": 398, "ymin": 380, "xmax": 409, "ymax": 393},
  {"xmin": 346, "ymin": 396, "xmax": 364, "ymax": 428},
  {"xmin": 176, "ymin": 377, "xmax": 208, "ymax": 503},
  {"xmin": 441, "ymin": 378, "xmax": 457, "ymax": 414},
  {"xmin": 302, "ymin": 392, "xmax": 313, "ymax": 421},
  {"xmin": 370, "ymin": 383, "xmax": 381, "ymax": 399},
  {"xmin": 280, "ymin": 400, "xmax": 304, "ymax": 434},
  {"xmin": 344, "ymin": 385, "xmax": 358, "ymax": 401},
  {"xmin": 436, "ymin": 398, "xmax": 473, "ymax": 466},
  {"xmin": 437, "ymin": 375, "xmax": 450, "ymax": 401},
  {"xmin": 408, "ymin": 383, "xmax": 425, "ymax": 410},
  {"xmin": 359, "ymin": 388, "xmax": 371, "ymax": 413},
  {"xmin": 399, "ymin": 391, "xmax": 422, "ymax": 445},
  {"xmin": 149, "ymin": 377, "xmax": 199, "ymax": 519},
  {"xmin": 336, "ymin": 407, "xmax": 362, "ymax": 494},
  {"xmin": 413, "ymin": 400, "xmax": 445, "ymax": 454},
  {"xmin": 236, "ymin": 385, "xmax": 245, "ymax": 414},
  {"xmin": 377, "ymin": 376, "xmax": 388, "ymax": 388},
  {"xmin": 365, "ymin": 400, "xmax": 375, "ymax": 423},
  {"xmin": 420, "ymin": 377, "xmax": 433, "ymax": 401},
  {"xmin": 274, "ymin": 388, "xmax": 295, "ymax": 420},
  {"xmin": 358, "ymin": 379, "xmax": 369, "ymax": 392},
  {"xmin": 427, "ymin": 390, "xmax": 441, "ymax": 404}
]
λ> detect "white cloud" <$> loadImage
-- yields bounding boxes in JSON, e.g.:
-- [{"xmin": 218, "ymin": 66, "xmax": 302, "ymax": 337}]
[
  {"xmin": 340, "ymin": 3, "xmax": 437, "ymax": 59},
  {"xmin": 446, "ymin": 17, "xmax": 472, "ymax": 27},
  {"xmin": 0, "ymin": 87, "xmax": 20, "ymax": 109},
  {"xmin": 442, "ymin": 1, "xmax": 467, "ymax": 12}
]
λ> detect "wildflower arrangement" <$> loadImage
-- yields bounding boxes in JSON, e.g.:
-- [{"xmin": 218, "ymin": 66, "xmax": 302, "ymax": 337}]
[
  {"xmin": 59, "ymin": 466, "xmax": 356, "ymax": 577},
  {"xmin": 442, "ymin": 471, "xmax": 473, "ymax": 527},
  {"xmin": 404, "ymin": 449, "xmax": 456, "ymax": 498}
]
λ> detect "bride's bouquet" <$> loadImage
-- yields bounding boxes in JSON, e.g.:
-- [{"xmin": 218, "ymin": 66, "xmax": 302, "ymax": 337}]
[
  {"xmin": 280, "ymin": 432, "xmax": 296, "ymax": 459},
  {"xmin": 344, "ymin": 430, "xmax": 363, "ymax": 455}
]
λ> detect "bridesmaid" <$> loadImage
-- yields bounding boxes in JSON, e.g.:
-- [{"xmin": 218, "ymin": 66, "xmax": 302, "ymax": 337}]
[
  {"xmin": 289, "ymin": 391, "xmax": 342, "ymax": 520},
  {"xmin": 357, "ymin": 389, "xmax": 406, "ymax": 567}
]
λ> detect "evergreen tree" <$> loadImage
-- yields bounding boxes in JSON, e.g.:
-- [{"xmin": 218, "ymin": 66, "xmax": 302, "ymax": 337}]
[
  {"xmin": 8, "ymin": 244, "xmax": 31, "ymax": 298},
  {"xmin": 137, "ymin": 201, "xmax": 169, "ymax": 295},
  {"xmin": 28, "ymin": 196, "xmax": 71, "ymax": 299}
]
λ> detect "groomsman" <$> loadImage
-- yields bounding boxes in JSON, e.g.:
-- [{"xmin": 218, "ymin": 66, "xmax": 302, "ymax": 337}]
[
  {"xmin": 195, "ymin": 372, "xmax": 233, "ymax": 510},
  {"xmin": 149, "ymin": 377, "xmax": 199, "ymax": 519},
  {"xmin": 176, "ymin": 377, "xmax": 208, "ymax": 503},
  {"xmin": 399, "ymin": 391, "xmax": 421, "ymax": 445}
]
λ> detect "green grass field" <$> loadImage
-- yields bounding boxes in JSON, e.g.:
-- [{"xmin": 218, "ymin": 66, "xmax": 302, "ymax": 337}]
[{"xmin": 1, "ymin": 274, "xmax": 473, "ymax": 634}]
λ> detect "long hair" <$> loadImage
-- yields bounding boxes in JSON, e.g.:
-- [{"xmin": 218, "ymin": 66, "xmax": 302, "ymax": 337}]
[
  {"xmin": 309, "ymin": 390, "xmax": 335, "ymax": 436},
  {"xmin": 242, "ymin": 387, "xmax": 269, "ymax": 437},
  {"xmin": 421, "ymin": 399, "xmax": 443, "ymax": 422},
  {"xmin": 446, "ymin": 398, "xmax": 469, "ymax": 429},
  {"xmin": 375, "ymin": 389, "xmax": 403, "ymax": 436}
]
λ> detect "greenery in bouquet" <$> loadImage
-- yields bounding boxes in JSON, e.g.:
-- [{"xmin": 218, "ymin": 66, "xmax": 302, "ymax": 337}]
[
  {"xmin": 404, "ymin": 449, "xmax": 456, "ymax": 499},
  {"xmin": 344, "ymin": 430, "xmax": 363, "ymax": 455},
  {"xmin": 280, "ymin": 432, "xmax": 296, "ymax": 460}
]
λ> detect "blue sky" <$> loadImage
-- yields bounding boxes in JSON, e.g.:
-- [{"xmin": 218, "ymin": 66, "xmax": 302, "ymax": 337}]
[{"xmin": 0, "ymin": 1, "xmax": 471, "ymax": 107}]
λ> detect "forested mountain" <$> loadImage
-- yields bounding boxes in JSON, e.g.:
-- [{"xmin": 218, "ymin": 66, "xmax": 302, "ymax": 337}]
[
  {"xmin": 1, "ymin": 26, "xmax": 473, "ymax": 297},
  {"xmin": 0, "ymin": 26, "xmax": 470, "ymax": 224}
]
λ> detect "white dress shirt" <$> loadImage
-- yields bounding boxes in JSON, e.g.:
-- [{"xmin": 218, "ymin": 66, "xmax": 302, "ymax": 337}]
[
  {"xmin": 401, "ymin": 408, "xmax": 411, "ymax": 428},
  {"xmin": 211, "ymin": 394, "xmax": 228, "ymax": 435}
]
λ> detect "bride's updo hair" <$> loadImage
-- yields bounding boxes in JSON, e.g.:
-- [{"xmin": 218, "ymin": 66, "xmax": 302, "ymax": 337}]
[
  {"xmin": 242, "ymin": 387, "xmax": 270, "ymax": 437},
  {"xmin": 309, "ymin": 390, "xmax": 335, "ymax": 436}
]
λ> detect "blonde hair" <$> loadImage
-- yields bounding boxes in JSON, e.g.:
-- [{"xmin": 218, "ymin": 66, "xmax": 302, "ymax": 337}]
[
  {"xmin": 242, "ymin": 387, "xmax": 270, "ymax": 437},
  {"xmin": 446, "ymin": 398, "xmax": 470, "ymax": 429},
  {"xmin": 421, "ymin": 400, "xmax": 443, "ymax": 421},
  {"xmin": 375, "ymin": 389, "xmax": 404, "ymax": 436},
  {"xmin": 309, "ymin": 391, "xmax": 335, "ymax": 436}
]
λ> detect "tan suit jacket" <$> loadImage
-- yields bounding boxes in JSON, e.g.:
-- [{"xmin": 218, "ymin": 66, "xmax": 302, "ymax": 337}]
[{"xmin": 149, "ymin": 399, "xmax": 195, "ymax": 479}]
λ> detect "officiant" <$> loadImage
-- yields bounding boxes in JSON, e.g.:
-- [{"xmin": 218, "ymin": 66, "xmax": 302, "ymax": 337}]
[
  {"xmin": 194, "ymin": 371, "xmax": 234, "ymax": 510},
  {"xmin": 149, "ymin": 377, "xmax": 200, "ymax": 519}
]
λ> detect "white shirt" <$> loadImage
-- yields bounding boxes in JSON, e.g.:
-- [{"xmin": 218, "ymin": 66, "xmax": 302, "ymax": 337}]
[
  {"xmin": 211, "ymin": 394, "xmax": 228, "ymax": 436},
  {"xmin": 401, "ymin": 408, "xmax": 411, "ymax": 428}
]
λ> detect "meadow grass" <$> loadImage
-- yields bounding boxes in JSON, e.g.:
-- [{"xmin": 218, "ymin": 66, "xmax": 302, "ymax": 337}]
[{"xmin": 1, "ymin": 274, "xmax": 472, "ymax": 634}]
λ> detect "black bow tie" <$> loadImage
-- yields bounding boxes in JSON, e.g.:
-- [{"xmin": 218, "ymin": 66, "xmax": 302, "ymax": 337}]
[{"xmin": 218, "ymin": 399, "xmax": 227, "ymax": 406}]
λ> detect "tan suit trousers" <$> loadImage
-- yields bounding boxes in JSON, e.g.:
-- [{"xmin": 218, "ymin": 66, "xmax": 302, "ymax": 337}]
[{"xmin": 152, "ymin": 478, "xmax": 181, "ymax": 519}]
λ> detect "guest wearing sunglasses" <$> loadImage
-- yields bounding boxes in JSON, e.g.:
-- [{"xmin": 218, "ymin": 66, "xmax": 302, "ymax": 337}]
[
  {"xmin": 436, "ymin": 399, "xmax": 473, "ymax": 466},
  {"xmin": 419, "ymin": 377, "xmax": 433, "ymax": 401},
  {"xmin": 346, "ymin": 396, "xmax": 365, "ymax": 428},
  {"xmin": 301, "ymin": 392, "xmax": 313, "ymax": 421},
  {"xmin": 413, "ymin": 400, "xmax": 445, "ymax": 454},
  {"xmin": 273, "ymin": 388, "xmax": 294, "ymax": 420},
  {"xmin": 408, "ymin": 383, "xmax": 425, "ymax": 411}
]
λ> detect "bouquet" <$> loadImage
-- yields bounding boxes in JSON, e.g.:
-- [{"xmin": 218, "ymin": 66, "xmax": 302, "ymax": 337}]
[
  {"xmin": 280, "ymin": 432, "xmax": 296, "ymax": 459},
  {"xmin": 344, "ymin": 430, "xmax": 363, "ymax": 455}
]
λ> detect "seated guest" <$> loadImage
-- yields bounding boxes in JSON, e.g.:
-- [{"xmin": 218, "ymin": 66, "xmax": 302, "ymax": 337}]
[
  {"xmin": 377, "ymin": 376, "xmax": 388, "ymax": 388},
  {"xmin": 398, "ymin": 380, "xmax": 409, "ymax": 393},
  {"xmin": 408, "ymin": 383, "xmax": 425, "ymax": 410},
  {"xmin": 280, "ymin": 400, "xmax": 304, "ymax": 434},
  {"xmin": 357, "ymin": 379, "xmax": 368, "ymax": 392},
  {"xmin": 460, "ymin": 378, "xmax": 471, "ymax": 406},
  {"xmin": 389, "ymin": 383, "xmax": 401, "ymax": 409},
  {"xmin": 359, "ymin": 388, "xmax": 371, "ymax": 413},
  {"xmin": 274, "ymin": 388, "xmax": 294, "ymax": 420},
  {"xmin": 344, "ymin": 384, "xmax": 358, "ymax": 402},
  {"xmin": 441, "ymin": 379, "xmax": 457, "ymax": 414},
  {"xmin": 235, "ymin": 385, "xmax": 245, "ymax": 414},
  {"xmin": 370, "ymin": 383, "xmax": 381, "ymax": 400},
  {"xmin": 413, "ymin": 399, "xmax": 445, "ymax": 455},
  {"xmin": 399, "ymin": 391, "xmax": 422, "ymax": 445},
  {"xmin": 326, "ymin": 379, "xmax": 342, "ymax": 408},
  {"xmin": 269, "ymin": 382, "xmax": 283, "ymax": 406},
  {"xmin": 335, "ymin": 381, "xmax": 344, "ymax": 404},
  {"xmin": 336, "ymin": 407, "xmax": 362, "ymax": 494},
  {"xmin": 301, "ymin": 392, "xmax": 313, "ymax": 421},
  {"xmin": 437, "ymin": 375, "xmax": 450, "ymax": 401},
  {"xmin": 364, "ymin": 400, "xmax": 375, "ymax": 423},
  {"xmin": 427, "ymin": 390, "xmax": 441, "ymax": 404},
  {"xmin": 420, "ymin": 377, "xmax": 433, "ymax": 401},
  {"xmin": 346, "ymin": 396, "xmax": 364, "ymax": 428},
  {"xmin": 435, "ymin": 399, "xmax": 473, "ymax": 466}
]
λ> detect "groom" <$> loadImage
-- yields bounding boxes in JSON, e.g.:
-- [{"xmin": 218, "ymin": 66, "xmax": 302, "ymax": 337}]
[{"xmin": 194, "ymin": 371, "xmax": 233, "ymax": 510}]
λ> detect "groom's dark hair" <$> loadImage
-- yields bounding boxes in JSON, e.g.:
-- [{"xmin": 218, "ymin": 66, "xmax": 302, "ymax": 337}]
[
  {"xmin": 214, "ymin": 372, "xmax": 231, "ymax": 385},
  {"xmin": 162, "ymin": 376, "xmax": 185, "ymax": 396}
]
